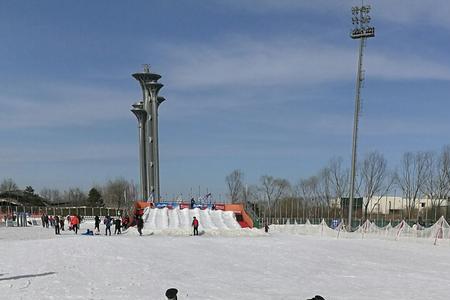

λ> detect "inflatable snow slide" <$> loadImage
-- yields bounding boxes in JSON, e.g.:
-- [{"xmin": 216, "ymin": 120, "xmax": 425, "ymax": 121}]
[{"xmin": 137, "ymin": 207, "xmax": 262, "ymax": 236}]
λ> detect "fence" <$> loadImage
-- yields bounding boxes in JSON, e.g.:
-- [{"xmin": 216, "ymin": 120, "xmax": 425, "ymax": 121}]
[
  {"xmin": 253, "ymin": 202, "xmax": 449, "ymax": 228},
  {"xmin": 0, "ymin": 206, "xmax": 126, "ymax": 223},
  {"xmin": 269, "ymin": 216, "xmax": 450, "ymax": 246}
]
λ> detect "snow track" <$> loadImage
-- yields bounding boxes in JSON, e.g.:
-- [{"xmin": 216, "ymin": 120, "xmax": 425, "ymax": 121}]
[{"xmin": 140, "ymin": 207, "xmax": 260, "ymax": 236}]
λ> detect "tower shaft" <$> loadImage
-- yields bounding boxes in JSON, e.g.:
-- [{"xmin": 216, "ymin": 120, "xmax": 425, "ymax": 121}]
[{"xmin": 132, "ymin": 68, "xmax": 164, "ymax": 202}]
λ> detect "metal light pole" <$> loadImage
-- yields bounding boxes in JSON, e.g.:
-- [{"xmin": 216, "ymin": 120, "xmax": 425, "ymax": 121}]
[
  {"xmin": 132, "ymin": 65, "xmax": 165, "ymax": 202},
  {"xmin": 348, "ymin": 5, "xmax": 375, "ymax": 230}
]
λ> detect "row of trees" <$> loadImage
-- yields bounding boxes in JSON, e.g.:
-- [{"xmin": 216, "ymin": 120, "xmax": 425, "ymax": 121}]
[
  {"xmin": 226, "ymin": 146, "xmax": 450, "ymax": 221},
  {"xmin": 0, "ymin": 178, "xmax": 137, "ymax": 209}
]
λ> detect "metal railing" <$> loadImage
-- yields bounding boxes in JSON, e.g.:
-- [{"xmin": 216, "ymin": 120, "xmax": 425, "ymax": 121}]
[{"xmin": 0, "ymin": 206, "xmax": 126, "ymax": 221}]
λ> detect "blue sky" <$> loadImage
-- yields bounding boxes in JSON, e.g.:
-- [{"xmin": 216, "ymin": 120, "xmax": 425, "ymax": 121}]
[{"xmin": 1, "ymin": 1, "xmax": 450, "ymax": 199}]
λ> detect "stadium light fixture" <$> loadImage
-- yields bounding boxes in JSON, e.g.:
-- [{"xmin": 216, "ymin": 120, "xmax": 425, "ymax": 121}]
[{"xmin": 347, "ymin": 4, "xmax": 375, "ymax": 230}]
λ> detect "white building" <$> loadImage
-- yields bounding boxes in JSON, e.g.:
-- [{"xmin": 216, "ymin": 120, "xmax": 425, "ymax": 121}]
[{"xmin": 333, "ymin": 196, "xmax": 449, "ymax": 215}]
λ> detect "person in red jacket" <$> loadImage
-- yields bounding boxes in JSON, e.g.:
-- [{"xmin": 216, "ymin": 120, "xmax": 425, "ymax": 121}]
[
  {"xmin": 192, "ymin": 216, "xmax": 199, "ymax": 236},
  {"xmin": 71, "ymin": 215, "xmax": 79, "ymax": 234}
]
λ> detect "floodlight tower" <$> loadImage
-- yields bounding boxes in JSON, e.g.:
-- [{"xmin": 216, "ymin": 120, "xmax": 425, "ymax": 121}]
[
  {"xmin": 348, "ymin": 5, "xmax": 375, "ymax": 230},
  {"xmin": 132, "ymin": 65, "xmax": 165, "ymax": 202}
]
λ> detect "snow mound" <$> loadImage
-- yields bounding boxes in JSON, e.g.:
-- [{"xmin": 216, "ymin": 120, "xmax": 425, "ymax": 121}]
[{"xmin": 130, "ymin": 207, "xmax": 264, "ymax": 237}]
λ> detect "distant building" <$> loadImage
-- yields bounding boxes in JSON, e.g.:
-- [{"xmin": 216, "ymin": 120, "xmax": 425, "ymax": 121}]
[{"xmin": 333, "ymin": 196, "xmax": 449, "ymax": 215}]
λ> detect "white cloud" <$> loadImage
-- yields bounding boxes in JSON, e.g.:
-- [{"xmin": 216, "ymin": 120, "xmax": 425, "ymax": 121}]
[
  {"xmin": 0, "ymin": 143, "xmax": 135, "ymax": 164},
  {"xmin": 219, "ymin": 0, "xmax": 450, "ymax": 28},
  {"xmin": 159, "ymin": 36, "xmax": 450, "ymax": 92},
  {"xmin": 0, "ymin": 82, "xmax": 134, "ymax": 129},
  {"xmin": 371, "ymin": 0, "xmax": 450, "ymax": 28},
  {"xmin": 362, "ymin": 116, "xmax": 449, "ymax": 137}
]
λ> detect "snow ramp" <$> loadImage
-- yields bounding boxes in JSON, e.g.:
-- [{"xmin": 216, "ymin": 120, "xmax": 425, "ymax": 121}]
[{"xmin": 140, "ymin": 207, "xmax": 262, "ymax": 236}]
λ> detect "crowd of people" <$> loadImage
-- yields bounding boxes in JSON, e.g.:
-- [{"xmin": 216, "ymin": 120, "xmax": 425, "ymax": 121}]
[
  {"xmin": 39, "ymin": 212, "xmax": 203, "ymax": 237},
  {"xmin": 39, "ymin": 213, "xmax": 145, "ymax": 236},
  {"xmin": 40, "ymin": 213, "xmax": 81, "ymax": 235}
]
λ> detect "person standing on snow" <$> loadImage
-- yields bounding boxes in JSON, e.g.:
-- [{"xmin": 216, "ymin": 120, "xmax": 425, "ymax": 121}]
[
  {"xmin": 94, "ymin": 215, "xmax": 100, "ymax": 233},
  {"xmin": 104, "ymin": 216, "xmax": 112, "ymax": 236},
  {"xmin": 59, "ymin": 217, "xmax": 65, "ymax": 231},
  {"xmin": 54, "ymin": 215, "xmax": 60, "ymax": 235},
  {"xmin": 114, "ymin": 217, "xmax": 121, "ymax": 234},
  {"xmin": 71, "ymin": 215, "xmax": 80, "ymax": 234},
  {"xmin": 192, "ymin": 216, "xmax": 199, "ymax": 236},
  {"xmin": 137, "ymin": 216, "xmax": 144, "ymax": 236}
]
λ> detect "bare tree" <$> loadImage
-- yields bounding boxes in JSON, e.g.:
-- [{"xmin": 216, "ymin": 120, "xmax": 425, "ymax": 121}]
[
  {"xmin": 327, "ymin": 157, "xmax": 349, "ymax": 200},
  {"xmin": 0, "ymin": 178, "xmax": 18, "ymax": 193},
  {"xmin": 421, "ymin": 149, "xmax": 450, "ymax": 220},
  {"xmin": 297, "ymin": 176, "xmax": 319, "ymax": 220},
  {"xmin": 40, "ymin": 188, "xmax": 62, "ymax": 203},
  {"xmin": 293, "ymin": 179, "xmax": 308, "ymax": 221},
  {"xmin": 103, "ymin": 178, "xmax": 130, "ymax": 209},
  {"xmin": 259, "ymin": 175, "xmax": 291, "ymax": 218},
  {"xmin": 317, "ymin": 167, "xmax": 332, "ymax": 206},
  {"xmin": 225, "ymin": 170, "xmax": 244, "ymax": 203},
  {"xmin": 125, "ymin": 180, "xmax": 138, "ymax": 206},
  {"xmin": 273, "ymin": 178, "xmax": 291, "ymax": 219},
  {"xmin": 396, "ymin": 152, "xmax": 428, "ymax": 220},
  {"xmin": 241, "ymin": 184, "xmax": 257, "ymax": 204},
  {"xmin": 360, "ymin": 152, "xmax": 393, "ymax": 220},
  {"xmin": 62, "ymin": 188, "xmax": 87, "ymax": 206},
  {"xmin": 327, "ymin": 157, "xmax": 350, "ymax": 217}
]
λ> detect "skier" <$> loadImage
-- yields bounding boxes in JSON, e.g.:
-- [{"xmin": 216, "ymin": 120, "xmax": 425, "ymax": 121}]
[
  {"xmin": 137, "ymin": 216, "xmax": 144, "ymax": 236},
  {"xmin": 192, "ymin": 216, "xmax": 199, "ymax": 236},
  {"xmin": 104, "ymin": 216, "xmax": 112, "ymax": 236},
  {"xmin": 94, "ymin": 215, "xmax": 100, "ymax": 233},
  {"xmin": 54, "ymin": 215, "xmax": 60, "ymax": 235},
  {"xmin": 114, "ymin": 217, "xmax": 121, "ymax": 234}
]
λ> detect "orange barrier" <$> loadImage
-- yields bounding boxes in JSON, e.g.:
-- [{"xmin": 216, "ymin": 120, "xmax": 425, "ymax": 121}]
[
  {"xmin": 127, "ymin": 202, "xmax": 152, "ymax": 226},
  {"xmin": 135, "ymin": 201, "xmax": 152, "ymax": 209},
  {"xmin": 224, "ymin": 204, "xmax": 253, "ymax": 228}
]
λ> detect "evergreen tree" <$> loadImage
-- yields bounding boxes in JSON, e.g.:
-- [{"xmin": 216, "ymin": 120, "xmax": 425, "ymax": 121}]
[
  {"xmin": 87, "ymin": 188, "xmax": 103, "ymax": 207},
  {"xmin": 24, "ymin": 186, "xmax": 35, "ymax": 195}
]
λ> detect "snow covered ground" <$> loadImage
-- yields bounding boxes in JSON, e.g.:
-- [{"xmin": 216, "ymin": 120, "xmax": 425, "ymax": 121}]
[{"xmin": 1, "ymin": 221, "xmax": 450, "ymax": 299}]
